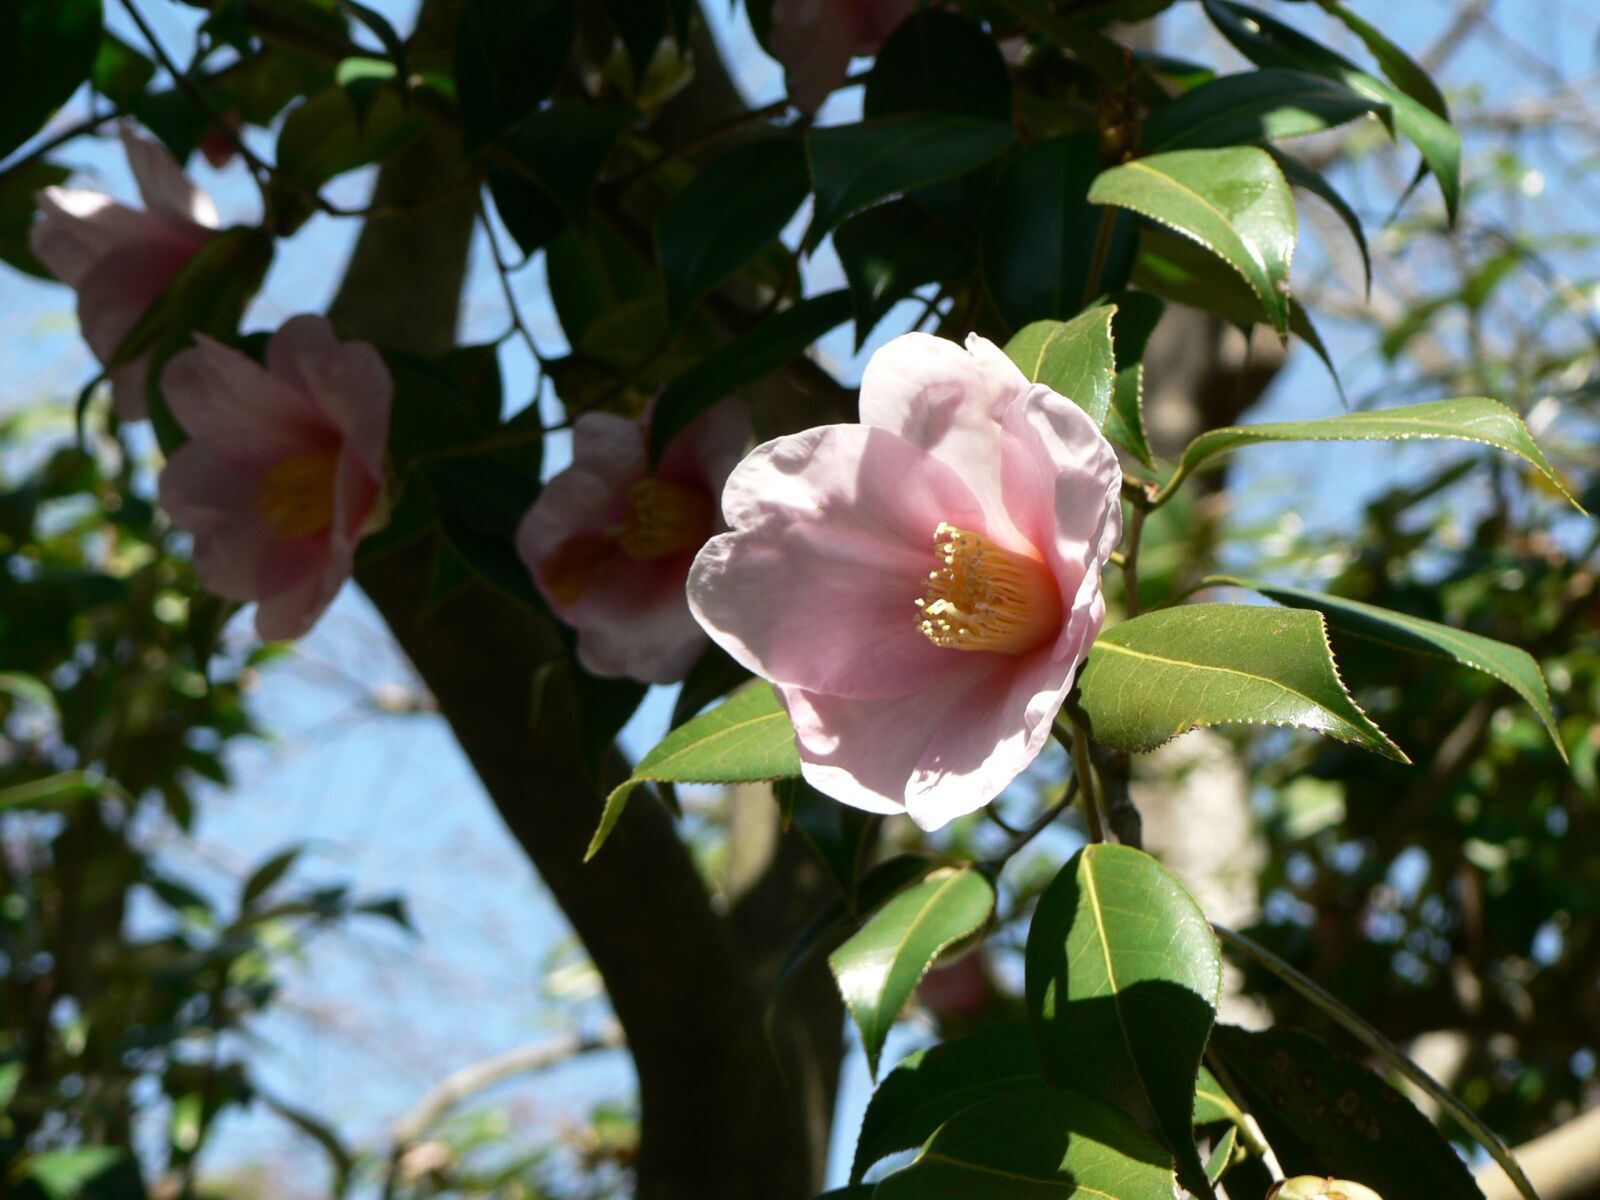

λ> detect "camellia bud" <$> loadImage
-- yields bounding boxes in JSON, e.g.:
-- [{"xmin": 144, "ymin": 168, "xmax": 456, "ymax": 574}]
[{"xmin": 1268, "ymin": 1176, "xmax": 1385, "ymax": 1200}]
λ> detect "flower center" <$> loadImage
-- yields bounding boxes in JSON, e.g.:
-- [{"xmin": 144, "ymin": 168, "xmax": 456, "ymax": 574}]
[
  {"xmin": 542, "ymin": 534, "xmax": 613, "ymax": 606},
  {"xmin": 616, "ymin": 478, "xmax": 711, "ymax": 561},
  {"xmin": 916, "ymin": 522, "xmax": 1059, "ymax": 655},
  {"xmin": 254, "ymin": 448, "xmax": 340, "ymax": 541}
]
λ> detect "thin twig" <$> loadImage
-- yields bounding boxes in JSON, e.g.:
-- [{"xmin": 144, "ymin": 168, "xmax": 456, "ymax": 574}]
[
  {"xmin": 988, "ymin": 778, "xmax": 1078, "ymax": 866},
  {"xmin": 1069, "ymin": 724, "xmax": 1107, "ymax": 843},
  {"xmin": 0, "ymin": 107, "xmax": 123, "ymax": 181},
  {"xmin": 476, "ymin": 192, "xmax": 547, "ymax": 374}
]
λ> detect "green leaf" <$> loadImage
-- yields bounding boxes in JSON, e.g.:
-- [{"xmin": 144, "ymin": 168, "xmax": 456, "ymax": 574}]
[
  {"xmin": 1089, "ymin": 146, "xmax": 1296, "ymax": 334},
  {"xmin": 588, "ymin": 682, "xmax": 800, "ymax": 860},
  {"xmin": 1202, "ymin": 0, "xmax": 1460, "ymax": 224},
  {"xmin": 1193, "ymin": 1064, "xmax": 1244, "ymax": 1126},
  {"xmin": 873, "ymin": 1088, "xmax": 1177, "ymax": 1199},
  {"xmin": 648, "ymin": 289, "xmax": 850, "ymax": 461},
  {"xmin": 1105, "ymin": 291, "xmax": 1163, "ymax": 467},
  {"xmin": 1211, "ymin": 1025, "xmax": 1486, "ymax": 1200},
  {"xmin": 1267, "ymin": 146, "xmax": 1371, "ymax": 294},
  {"xmin": 0, "ymin": 770, "xmax": 103, "ymax": 811},
  {"xmin": 657, "ymin": 137, "xmax": 809, "ymax": 325},
  {"xmin": 90, "ymin": 32, "xmax": 156, "ymax": 107},
  {"xmin": 983, "ymin": 133, "xmax": 1135, "ymax": 331},
  {"xmin": 834, "ymin": 200, "xmax": 973, "ymax": 348},
  {"xmin": 1206, "ymin": 1124, "xmax": 1238, "ymax": 1184},
  {"xmin": 1312, "ymin": 0, "xmax": 1449, "ymax": 119},
  {"xmin": 1130, "ymin": 225, "xmax": 1341, "ymax": 397},
  {"xmin": 385, "ymin": 342, "xmax": 506, "ymax": 468},
  {"xmin": 1213, "ymin": 577, "xmax": 1566, "ymax": 759},
  {"xmin": 1003, "ymin": 304, "xmax": 1117, "ymax": 426},
  {"xmin": 1145, "ymin": 68, "xmax": 1387, "ymax": 151},
  {"xmin": 19, "ymin": 1147, "xmax": 142, "ymax": 1200},
  {"xmin": 241, "ymin": 846, "xmax": 302, "ymax": 907},
  {"xmin": 853, "ymin": 1022, "xmax": 1042, "ymax": 1182},
  {"xmin": 274, "ymin": 82, "xmax": 425, "ymax": 190},
  {"xmin": 455, "ymin": 0, "xmax": 577, "ymax": 151},
  {"xmin": 1077, "ymin": 604, "xmax": 1407, "ymax": 761},
  {"xmin": 807, "ymin": 114, "xmax": 1015, "ymax": 246},
  {"xmin": 1160, "ymin": 396, "xmax": 1582, "ymax": 510},
  {"xmin": 488, "ymin": 102, "xmax": 631, "ymax": 256},
  {"xmin": 0, "ymin": 0, "xmax": 102, "ymax": 161},
  {"xmin": 829, "ymin": 864, "xmax": 995, "ymax": 1075},
  {"xmin": 864, "ymin": 11, "xmax": 1012, "ymax": 121},
  {"xmin": 1025, "ymin": 843, "xmax": 1222, "ymax": 1200},
  {"xmin": 0, "ymin": 161, "xmax": 70, "ymax": 278}
]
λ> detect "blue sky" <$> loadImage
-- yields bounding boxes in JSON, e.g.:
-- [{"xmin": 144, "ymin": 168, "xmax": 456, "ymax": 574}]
[{"xmin": 5, "ymin": 0, "xmax": 1597, "ymax": 1193}]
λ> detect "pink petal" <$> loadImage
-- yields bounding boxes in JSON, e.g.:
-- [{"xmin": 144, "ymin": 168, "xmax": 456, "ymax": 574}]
[
  {"xmin": 265, "ymin": 316, "xmax": 393, "ymax": 476},
  {"xmin": 254, "ymin": 540, "xmax": 351, "ymax": 640},
  {"xmin": 858, "ymin": 332, "xmax": 1032, "ymax": 548},
  {"xmin": 332, "ymin": 442, "xmax": 383, "ymax": 548},
  {"xmin": 108, "ymin": 356, "xmax": 151, "ymax": 423},
  {"xmin": 852, "ymin": 0, "xmax": 916, "ymax": 47},
  {"xmin": 75, "ymin": 233, "xmax": 206, "ymax": 370},
  {"xmin": 688, "ymin": 424, "xmax": 988, "ymax": 700},
  {"xmin": 29, "ymin": 188, "xmax": 155, "ymax": 288},
  {"xmin": 570, "ymin": 555, "xmax": 707, "ymax": 684},
  {"xmin": 998, "ymin": 385, "xmax": 1122, "ymax": 663},
  {"xmin": 121, "ymin": 125, "xmax": 219, "ymax": 230},
  {"xmin": 657, "ymin": 398, "xmax": 751, "ymax": 504},
  {"xmin": 162, "ymin": 336, "xmax": 334, "ymax": 467},
  {"xmin": 769, "ymin": 0, "xmax": 858, "ymax": 110},
  {"xmin": 158, "ymin": 443, "xmax": 278, "ymax": 600}
]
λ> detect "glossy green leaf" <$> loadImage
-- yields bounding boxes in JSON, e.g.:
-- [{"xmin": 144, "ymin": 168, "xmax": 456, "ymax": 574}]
[
  {"xmin": 1105, "ymin": 291, "xmax": 1163, "ymax": 467},
  {"xmin": 1090, "ymin": 147, "xmax": 1296, "ymax": 334},
  {"xmin": 1004, "ymin": 304, "xmax": 1117, "ymax": 426},
  {"xmin": 807, "ymin": 114, "xmax": 1015, "ymax": 245},
  {"xmin": 1193, "ymin": 1064, "xmax": 1244, "ymax": 1126},
  {"xmin": 1213, "ymin": 577, "xmax": 1566, "ymax": 758},
  {"xmin": 657, "ymin": 137, "xmax": 809, "ymax": 324},
  {"xmin": 1268, "ymin": 146, "xmax": 1371, "ymax": 294},
  {"xmin": 648, "ymin": 289, "xmax": 850, "ymax": 461},
  {"xmin": 1202, "ymin": 0, "xmax": 1460, "ymax": 223},
  {"xmin": 982, "ymin": 134, "xmax": 1135, "ymax": 330},
  {"xmin": 587, "ymin": 682, "xmax": 800, "ymax": 860},
  {"xmin": 1161, "ymin": 396, "xmax": 1582, "ymax": 510},
  {"xmin": 1205, "ymin": 1124, "xmax": 1238, "ymax": 1184},
  {"xmin": 1026, "ymin": 843, "xmax": 1222, "ymax": 1200},
  {"xmin": 1077, "ymin": 604, "xmax": 1407, "ymax": 761},
  {"xmin": 1212, "ymin": 1025, "xmax": 1486, "ymax": 1200},
  {"xmin": 829, "ymin": 864, "xmax": 995, "ymax": 1075},
  {"xmin": 1312, "ymin": 0, "xmax": 1449, "ymax": 118},
  {"xmin": 834, "ymin": 200, "xmax": 973, "ymax": 347},
  {"xmin": 1144, "ymin": 69, "xmax": 1388, "ymax": 151},
  {"xmin": 873, "ymin": 1088, "xmax": 1177, "ymax": 1200},
  {"xmin": 865, "ymin": 11, "xmax": 1012, "ymax": 121},
  {"xmin": 455, "ymin": 0, "xmax": 576, "ymax": 151},
  {"xmin": 853, "ymin": 1022, "xmax": 1042, "ymax": 1182},
  {"xmin": 0, "ymin": 161, "xmax": 70, "ymax": 278},
  {"xmin": 1130, "ymin": 225, "xmax": 1340, "ymax": 397},
  {"xmin": 0, "ymin": 0, "xmax": 102, "ymax": 160},
  {"xmin": 488, "ymin": 102, "xmax": 630, "ymax": 256}
]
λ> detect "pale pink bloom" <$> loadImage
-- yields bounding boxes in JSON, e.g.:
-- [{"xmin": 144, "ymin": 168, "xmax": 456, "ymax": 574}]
[
  {"xmin": 688, "ymin": 333, "xmax": 1122, "ymax": 830},
  {"xmin": 516, "ymin": 402, "xmax": 751, "ymax": 685},
  {"xmin": 770, "ymin": 0, "xmax": 917, "ymax": 110},
  {"xmin": 30, "ymin": 126, "xmax": 220, "ymax": 422},
  {"xmin": 158, "ymin": 316, "xmax": 391, "ymax": 641}
]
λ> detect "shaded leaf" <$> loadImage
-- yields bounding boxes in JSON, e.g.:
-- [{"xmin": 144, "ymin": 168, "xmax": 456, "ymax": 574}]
[
  {"xmin": 1105, "ymin": 291, "xmax": 1164, "ymax": 467},
  {"xmin": 455, "ymin": 0, "xmax": 576, "ymax": 151},
  {"xmin": 91, "ymin": 32, "xmax": 156, "ymax": 107},
  {"xmin": 1144, "ymin": 68, "xmax": 1387, "ymax": 151},
  {"xmin": 807, "ymin": 114, "xmax": 1015, "ymax": 245},
  {"xmin": 0, "ymin": 0, "xmax": 102, "ymax": 160},
  {"xmin": 865, "ymin": 11, "xmax": 1012, "ymax": 121},
  {"xmin": 1003, "ymin": 304, "xmax": 1117, "ymax": 425},
  {"xmin": 1194, "ymin": 1064, "xmax": 1244, "ymax": 1126},
  {"xmin": 1076, "ymin": 604, "xmax": 1407, "ymax": 761},
  {"xmin": 1090, "ymin": 146, "xmax": 1296, "ymax": 334},
  {"xmin": 657, "ymin": 137, "xmax": 809, "ymax": 324},
  {"xmin": 588, "ymin": 682, "xmax": 800, "ymax": 860},
  {"xmin": 1212, "ymin": 1025, "xmax": 1485, "ymax": 1200},
  {"xmin": 489, "ymin": 102, "xmax": 631, "ymax": 256},
  {"xmin": 835, "ymin": 200, "xmax": 972, "ymax": 348},
  {"xmin": 1268, "ymin": 146, "xmax": 1371, "ymax": 294},
  {"xmin": 1026, "ymin": 843, "xmax": 1222, "ymax": 1199},
  {"xmin": 1312, "ymin": 0, "xmax": 1449, "ymax": 118},
  {"xmin": 275, "ymin": 82, "xmax": 424, "ymax": 190},
  {"xmin": 0, "ymin": 161, "xmax": 70, "ymax": 278},
  {"xmin": 1214, "ymin": 577, "xmax": 1565, "ymax": 758},
  {"xmin": 853, "ymin": 1021, "xmax": 1042, "ymax": 1182},
  {"xmin": 873, "ymin": 1088, "xmax": 1177, "ymax": 1199},
  {"xmin": 830, "ymin": 864, "xmax": 995, "ymax": 1074}
]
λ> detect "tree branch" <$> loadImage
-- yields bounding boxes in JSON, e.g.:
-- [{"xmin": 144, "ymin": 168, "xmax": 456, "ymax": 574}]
[{"xmin": 1477, "ymin": 1106, "xmax": 1600, "ymax": 1200}]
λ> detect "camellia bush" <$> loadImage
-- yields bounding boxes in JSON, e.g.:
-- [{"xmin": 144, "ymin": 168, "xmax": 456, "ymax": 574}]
[{"xmin": 1, "ymin": 0, "xmax": 1595, "ymax": 1198}]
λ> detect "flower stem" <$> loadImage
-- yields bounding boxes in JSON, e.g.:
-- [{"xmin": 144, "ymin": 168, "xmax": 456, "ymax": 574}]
[
  {"xmin": 1081, "ymin": 205, "xmax": 1120, "ymax": 308},
  {"xmin": 1069, "ymin": 724, "xmax": 1107, "ymax": 843},
  {"xmin": 1121, "ymin": 503, "xmax": 1147, "ymax": 618}
]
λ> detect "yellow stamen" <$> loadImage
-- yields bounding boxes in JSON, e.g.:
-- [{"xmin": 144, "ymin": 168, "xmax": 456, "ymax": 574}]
[
  {"xmin": 916, "ymin": 522, "xmax": 1059, "ymax": 655},
  {"xmin": 254, "ymin": 448, "xmax": 340, "ymax": 541},
  {"xmin": 616, "ymin": 478, "xmax": 711, "ymax": 561}
]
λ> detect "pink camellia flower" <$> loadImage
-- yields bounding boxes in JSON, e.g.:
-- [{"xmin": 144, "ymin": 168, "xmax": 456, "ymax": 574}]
[
  {"xmin": 769, "ymin": 0, "xmax": 917, "ymax": 110},
  {"xmin": 157, "ymin": 316, "xmax": 391, "ymax": 641},
  {"xmin": 517, "ymin": 402, "xmax": 751, "ymax": 685},
  {"xmin": 688, "ymin": 333, "xmax": 1122, "ymax": 830},
  {"xmin": 30, "ymin": 126, "xmax": 220, "ymax": 422}
]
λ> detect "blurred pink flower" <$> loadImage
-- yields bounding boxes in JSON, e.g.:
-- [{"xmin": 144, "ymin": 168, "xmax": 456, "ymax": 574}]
[
  {"xmin": 769, "ymin": 0, "xmax": 916, "ymax": 110},
  {"xmin": 158, "ymin": 316, "xmax": 391, "ymax": 641},
  {"xmin": 30, "ymin": 126, "xmax": 220, "ymax": 422},
  {"xmin": 688, "ymin": 333, "xmax": 1122, "ymax": 830},
  {"xmin": 517, "ymin": 402, "xmax": 751, "ymax": 685}
]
